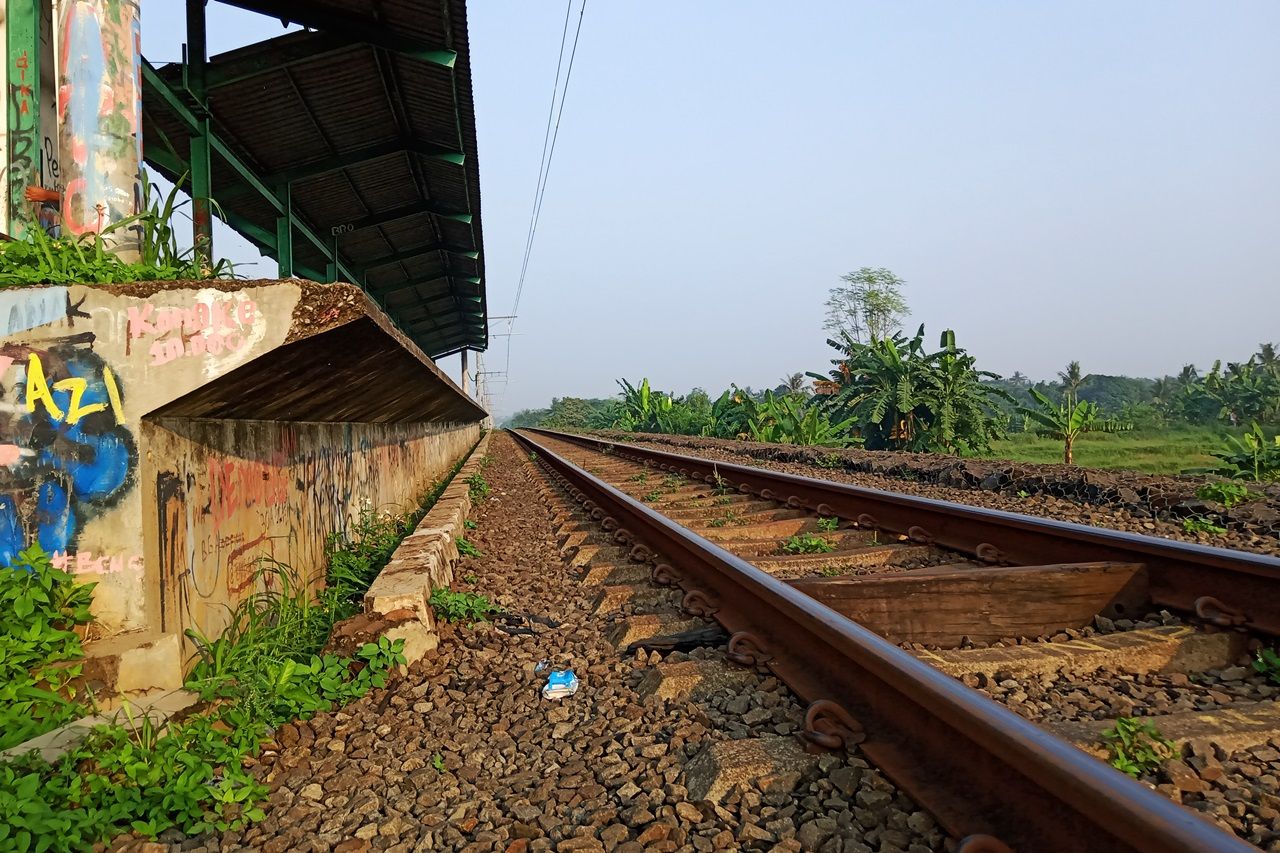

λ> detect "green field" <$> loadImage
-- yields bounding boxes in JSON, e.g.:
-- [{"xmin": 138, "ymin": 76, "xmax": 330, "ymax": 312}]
[{"xmin": 986, "ymin": 428, "xmax": 1230, "ymax": 475}]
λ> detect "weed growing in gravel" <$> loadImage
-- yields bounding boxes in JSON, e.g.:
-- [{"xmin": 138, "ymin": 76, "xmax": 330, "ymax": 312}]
[
  {"xmin": 1101, "ymin": 717, "xmax": 1175, "ymax": 778},
  {"xmin": 1195, "ymin": 481, "xmax": 1257, "ymax": 508},
  {"xmin": 432, "ymin": 753, "xmax": 446, "ymax": 772},
  {"xmin": 481, "ymin": 455, "xmax": 494, "ymax": 468},
  {"xmin": 779, "ymin": 533, "xmax": 836, "ymax": 555},
  {"xmin": 527, "ymin": 452, "xmax": 538, "ymax": 462},
  {"xmin": 708, "ymin": 511, "xmax": 742, "ymax": 528},
  {"xmin": 819, "ymin": 566, "xmax": 844, "ymax": 577},
  {"xmin": 713, "ymin": 495, "xmax": 733, "ymax": 505},
  {"xmin": 456, "ymin": 536, "xmax": 482, "ymax": 558},
  {"xmin": 628, "ymin": 472, "xmax": 650, "ymax": 483},
  {"xmin": 710, "ymin": 468, "xmax": 732, "ymax": 496},
  {"xmin": 661, "ymin": 474, "xmax": 684, "ymax": 491},
  {"xmin": 816, "ymin": 517, "xmax": 840, "ymax": 532},
  {"xmin": 1182, "ymin": 516, "xmax": 1227, "ymax": 535},
  {"xmin": 1017, "ymin": 489, "xmax": 1030, "ymax": 499},
  {"xmin": 1253, "ymin": 648, "xmax": 1280, "ymax": 684},
  {"xmin": 642, "ymin": 490, "xmax": 663, "ymax": 503},
  {"xmin": 464, "ymin": 519, "xmax": 478, "ymax": 530},
  {"xmin": 429, "ymin": 589, "xmax": 502, "ymax": 624},
  {"xmin": 463, "ymin": 573, "xmax": 479, "ymax": 585},
  {"xmin": 814, "ymin": 453, "xmax": 843, "ymax": 469},
  {"xmin": 467, "ymin": 473, "xmax": 491, "ymax": 502}
]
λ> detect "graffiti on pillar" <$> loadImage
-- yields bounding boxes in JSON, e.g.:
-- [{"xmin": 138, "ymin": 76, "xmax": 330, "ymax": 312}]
[
  {"xmin": 58, "ymin": 0, "xmax": 142, "ymax": 250},
  {"xmin": 7, "ymin": 48, "xmax": 40, "ymax": 233},
  {"xmin": 0, "ymin": 337, "xmax": 137, "ymax": 570}
]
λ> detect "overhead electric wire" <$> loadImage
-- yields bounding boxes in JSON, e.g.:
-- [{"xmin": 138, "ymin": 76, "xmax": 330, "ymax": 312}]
[{"xmin": 497, "ymin": 0, "xmax": 589, "ymax": 415}]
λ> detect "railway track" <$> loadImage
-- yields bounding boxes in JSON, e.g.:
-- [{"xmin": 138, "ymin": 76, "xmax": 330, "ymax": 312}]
[{"xmin": 510, "ymin": 427, "xmax": 1280, "ymax": 852}]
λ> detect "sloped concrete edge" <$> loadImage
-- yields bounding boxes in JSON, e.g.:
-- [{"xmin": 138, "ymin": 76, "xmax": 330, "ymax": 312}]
[{"xmin": 358, "ymin": 432, "xmax": 492, "ymax": 665}]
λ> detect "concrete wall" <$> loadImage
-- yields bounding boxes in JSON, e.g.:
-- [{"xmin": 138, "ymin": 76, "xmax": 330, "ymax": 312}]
[{"xmin": 0, "ymin": 280, "xmax": 483, "ymax": 646}]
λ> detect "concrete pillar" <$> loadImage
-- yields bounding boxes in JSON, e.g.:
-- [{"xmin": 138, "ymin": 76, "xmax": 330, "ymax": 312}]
[{"xmin": 57, "ymin": 0, "xmax": 142, "ymax": 260}]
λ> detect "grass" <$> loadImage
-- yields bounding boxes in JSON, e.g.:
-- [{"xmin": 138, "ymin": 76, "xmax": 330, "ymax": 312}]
[{"xmin": 987, "ymin": 427, "xmax": 1231, "ymax": 475}]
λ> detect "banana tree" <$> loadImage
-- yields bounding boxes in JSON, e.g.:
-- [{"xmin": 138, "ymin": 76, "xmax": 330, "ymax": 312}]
[{"xmin": 1017, "ymin": 388, "xmax": 1100, "ymax": 464}]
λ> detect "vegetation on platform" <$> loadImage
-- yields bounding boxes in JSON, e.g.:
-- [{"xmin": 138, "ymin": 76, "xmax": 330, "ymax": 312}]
[{"xmin": 0, "ymin": 174, "xmax": 234, "ymax": 286}]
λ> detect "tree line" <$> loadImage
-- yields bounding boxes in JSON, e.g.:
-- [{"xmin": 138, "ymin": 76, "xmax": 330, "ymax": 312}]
[{"xmin": 506, "ymin": 268, "xmax": 1279, "ymax": 479}]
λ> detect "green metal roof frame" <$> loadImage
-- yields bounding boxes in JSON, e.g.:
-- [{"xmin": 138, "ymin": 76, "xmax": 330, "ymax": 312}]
[{"xmin": 140, "ymin": 0, "xmax": 488, "ymax": 359}]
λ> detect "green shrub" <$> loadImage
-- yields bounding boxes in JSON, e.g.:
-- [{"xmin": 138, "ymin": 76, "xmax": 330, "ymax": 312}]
[
  {"xmin": 1195, "ymin": 481, "xmax": 1257, "ymax": 508},
  {"xmin": 456, "ymin": 536, "xmax": 482, "ymax": 558},
  {"xmin": 1182, "ymin": 516, "xmax": 1226, "ymax": 536},
  {"xmin": 0, "ymin": 545, "xmax": 96, "ymax": 751},
  {"xmin": 779, "ymin": 533, "xmax": 836, "ymax": 555},
  {"xmin": 467, "ymin": 474, "xmax": 491, "ymax": 502},
  {"xmin": 1101, "ymin": 717, "xmax": 1174, "ymax": 778},
  {"xmin": 429, "ymin": 589, "xmax": 502, "ymax": 624},
  {"xmin": 816, "ymin": 517, "xmax": 840, "ymax": 532}
]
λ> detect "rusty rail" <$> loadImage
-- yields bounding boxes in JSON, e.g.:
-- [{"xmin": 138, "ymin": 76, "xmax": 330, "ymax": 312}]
[
  {"xmin": 527, "ymin": 428, "xmax": 1280, "ymax": 636},
  {"xmin": 511, "ymin": 428, "xmax": 1258, "ymax": 853}
]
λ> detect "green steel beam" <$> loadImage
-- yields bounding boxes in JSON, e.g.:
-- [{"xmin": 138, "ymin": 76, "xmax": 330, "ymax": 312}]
[
  {"xmin": 276, "ymin": 183, "xmax": 293, "ymax": 278},
  {"xmin": 143, "ymin": 61, "xmax": 360, "ymax": 283},
  {"xmin": 362, "ymin": 243, "xmax": 478, "ymax": 272},
  {"xmin": 213, "ymin": 0, "xmax": 457, "ymax": 67},
  {"xmin": 6, "ymin": 0, "xmax": 40, "ymax": 236},
  {"xmin": 371, "ymin": 274, "xmax": 481, "ymax": 299},
  {"xmin": 340, "ymin": 202, "xmax": 472, "ymax": 233},
  {"xmin": 261, "ymin": 140, "xmax": 464, "ymax": 185},
  {"xmin": 198, "ymin": 32, "xmax": 374, "ymax": 90}
]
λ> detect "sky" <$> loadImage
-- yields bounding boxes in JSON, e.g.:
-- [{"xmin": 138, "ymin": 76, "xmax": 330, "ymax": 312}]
[{"xmin": 143, "ymin": 2, "xmax": 1280, "ymax": 420}]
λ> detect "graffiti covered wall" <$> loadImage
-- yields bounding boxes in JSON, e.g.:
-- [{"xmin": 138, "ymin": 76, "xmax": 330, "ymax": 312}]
[
  {"xmin": 143, "ymin": 419, "xmax": 479, "ymax": 645},
  {"xmin": 0, "ymin": 281, "xmax": 483, "ymax": 644}
]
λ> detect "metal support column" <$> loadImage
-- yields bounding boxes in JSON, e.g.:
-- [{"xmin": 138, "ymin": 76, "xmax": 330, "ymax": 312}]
[
  {"xmin": 186, "ymin": 0, "xmax": 214, "ymax": 267},
  {"xmin": 460, "ymin": 348, "xmax": 470, "ymax": 395},
  {"xmin": 275, "ymin": 183, "xmax": 293, "ymax": 277},
  {"xmin": 6, "ymin": 0, "xmax": 40, "ymax": 237}
]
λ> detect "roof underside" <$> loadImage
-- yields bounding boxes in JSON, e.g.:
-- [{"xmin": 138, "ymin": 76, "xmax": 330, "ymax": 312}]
[{"xmin": 142, "ymin": 0, "xmax": 486, "ymax": 359}]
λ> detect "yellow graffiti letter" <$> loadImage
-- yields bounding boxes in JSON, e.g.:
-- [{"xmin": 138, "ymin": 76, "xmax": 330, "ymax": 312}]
[
  {"xmin": 53, "ymin": 378, "xmax": 106, "ymax": 425},
  {"xmin": 24, "ymin": 353, "xmax": 64, "ymax": 420},
  {"xmin": 103, "ymin": 367, "xmax": 126, "ymax": 424}
]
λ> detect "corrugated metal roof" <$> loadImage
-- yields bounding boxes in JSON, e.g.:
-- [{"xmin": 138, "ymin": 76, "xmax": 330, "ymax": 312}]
[{"xmin": 141, "ymin": 0, "xmax": 486, "ymax": 359}]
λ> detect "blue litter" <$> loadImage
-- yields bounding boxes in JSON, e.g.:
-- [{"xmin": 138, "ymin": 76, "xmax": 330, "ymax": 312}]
[{"xmin": 542, "ymin": 669, "xmax": 579, "ymax": 700}]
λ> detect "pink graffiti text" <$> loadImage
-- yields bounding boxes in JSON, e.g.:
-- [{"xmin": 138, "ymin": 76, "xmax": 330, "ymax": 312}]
[
  {"xmin": 52, "ymin": 550, "xmax": 144, "ymax": 576},
  {"xmin": 208, "ymin": 456, "xmax": 289, "ymax": 533},
  {"xmin": 126, "ymin": 297, "xmax": 259, "ymax": 366}
]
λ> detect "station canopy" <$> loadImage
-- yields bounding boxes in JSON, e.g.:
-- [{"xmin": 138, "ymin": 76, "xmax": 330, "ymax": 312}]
[{"xmin": 142, "ymin": 0, "xmax": 486, "ymax": 359}]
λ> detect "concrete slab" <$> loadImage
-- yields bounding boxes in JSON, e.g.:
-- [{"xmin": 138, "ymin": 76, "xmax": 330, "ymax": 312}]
[
  {"xmin": 1049, "ymin": 702, "xmax": 1280, "ymax": 759},
  {"xmin": 637, "ymin": 659, "xmax": 757, "ymax": 701},
  {"xmin": 683, "ymin": 736, "xmax": 816, "ymax": 803},
  {"xmin": 915, "ymin": 626, "xmax": 1246, "ymax": 679}
]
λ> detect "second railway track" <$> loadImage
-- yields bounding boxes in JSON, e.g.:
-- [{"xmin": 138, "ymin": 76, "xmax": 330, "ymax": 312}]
[{"xmin": 512, "ymin": 427, "xmax": 1280, "ymax": 852}]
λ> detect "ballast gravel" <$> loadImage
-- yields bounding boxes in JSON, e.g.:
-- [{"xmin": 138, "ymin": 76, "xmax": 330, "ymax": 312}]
[{"xmin": 138, "ymin": 434, "xmax": 946, "ymax": 853}]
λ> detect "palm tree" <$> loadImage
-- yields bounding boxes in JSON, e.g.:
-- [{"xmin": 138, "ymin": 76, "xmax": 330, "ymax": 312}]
[
  {"xmin": 780, "ymin": 372, "xmax": 807, "ymax": 395},
  {"xmin": 1057, "ymin": 361, "xmax": 1086, "ymax": 409}
]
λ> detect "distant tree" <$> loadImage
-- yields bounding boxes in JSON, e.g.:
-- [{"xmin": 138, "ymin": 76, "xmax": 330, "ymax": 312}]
[
  {"xmin": 1058, "ymin": 361, "xmax": 1087, "ymax": 409},
  {"xmin": 1008, "ymin": 371, "xmax": 1030, "ymax": 386},
  {"xmin": 1018, "ymin": 388, "xmax": 1100, "ymax": 465},
  {"xmin": 823, "ymin": 267, "xmax": 909, "ymax": 343},
  {"xmin": 780, "ymin": 372, "xmax": 807, "ymax": 396}
]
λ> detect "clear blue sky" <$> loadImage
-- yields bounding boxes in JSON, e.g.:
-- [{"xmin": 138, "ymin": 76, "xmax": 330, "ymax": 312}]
[{"xmin": 143, "ymin": 2, "xmax": 1280, "ymax": 419}]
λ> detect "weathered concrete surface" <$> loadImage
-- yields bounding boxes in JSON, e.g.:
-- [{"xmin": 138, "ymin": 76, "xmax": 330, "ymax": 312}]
[
  {"xmin": 915, "ymin": 626, "xmax": 1246, "ymax": 679},
  {"xmin": 364, "ymin": 434, "xmax": 492, "ymax": 638},
  {"xmin": 0, "ymin": 280, "xmax": 484, "ymax": 658}
]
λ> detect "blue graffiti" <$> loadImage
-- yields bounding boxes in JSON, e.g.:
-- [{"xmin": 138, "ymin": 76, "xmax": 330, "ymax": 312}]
[{"xmin": 1, "ymin": 345, "xmax": 135, "ymax": 566}]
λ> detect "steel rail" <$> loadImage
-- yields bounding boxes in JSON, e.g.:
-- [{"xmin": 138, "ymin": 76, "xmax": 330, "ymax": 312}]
[
  {"xmin": 511, "ymin": 428, "xmax": 1257, "ymax": 853},
  {"xmin": 526, "ymin": 428, "xmax": 1280, "ymax": 636}
]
